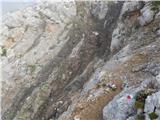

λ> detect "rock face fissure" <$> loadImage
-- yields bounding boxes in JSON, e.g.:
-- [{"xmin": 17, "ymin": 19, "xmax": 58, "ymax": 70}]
[
  {"xmin": 32, "ymin": 2, "xmax": 124, "ymax": 120},
  {"xmin": 2, "ymin": 2, "xmax": 123, "ymax": 120}
]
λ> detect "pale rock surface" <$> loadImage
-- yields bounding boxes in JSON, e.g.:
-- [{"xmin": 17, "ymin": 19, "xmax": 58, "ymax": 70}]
[
  {"xmin": 1, "ymin": 1, "xmax": 160, "ymax": 120},
  {"xmin": 138, "ymin": 4, "xmax": 155, "ymax": 26}
]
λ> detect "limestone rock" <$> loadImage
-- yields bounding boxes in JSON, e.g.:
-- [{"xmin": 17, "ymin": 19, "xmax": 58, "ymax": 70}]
[
  {"xmin": 103, "ymin": 88, "xmax": 139, "ymax": 120},
  {"xmin": 1, "ymin": 1, "xmax": 160, "ymax": 120},
  {"xmin": 138, "ymin": 4, "xmax": 155, "ymax": 26},
  {"xmin": 121, "ymin": 1, "xmax": 144, "ymax": 18},
  {"xmin": 144, "ymin": 91, "xmax": 160, "ymax": 119}
]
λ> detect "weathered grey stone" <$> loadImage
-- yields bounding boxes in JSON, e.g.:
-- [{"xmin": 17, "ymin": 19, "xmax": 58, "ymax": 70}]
[
  {"xmin": 90, "ymin": 1, "xmax": 109, "ymax": 20},
  {"xmin": 155, "ymin": 11, "xmax": 160, "ymax": 19},
  {"xmin": 138, "ymin": 5, "xmax": 155, "ymax": 26},
  {"xmin": 126, "ymin": 116, "xmax": 135, "ymax": 120},
  {"xmin": 121, "ymin": 1, "xmax": 144, "ymax": 18},
  {"xmin": 103, "ymin": 78, "xmax": 160, "ymax": 120},
  {"xmin": 156, "ymin": 74, "xmax": 160, "ymax": 85},
  {"xmin": 144, "ymin": 91, "xmax": 160, "ymax": 113},
  {"xmin": 1, "ymin": 1, "xmax": 160, "ymax": 120},
  {"xmin": 144, "ymin": 91, "xmax": 160, "ymax": 119},
  {"xmin": 110, "ymin": 22, "xmax": 125, "ymax": 53},
  {"xmin": 103, "ymin": 88, "xmax": 139, "ymax": 120}
]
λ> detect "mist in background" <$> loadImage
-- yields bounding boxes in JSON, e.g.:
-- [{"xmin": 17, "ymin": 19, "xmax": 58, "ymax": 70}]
[{"xmin": 0, "ymin": 0, "xmax": 37, "ymax": 15}]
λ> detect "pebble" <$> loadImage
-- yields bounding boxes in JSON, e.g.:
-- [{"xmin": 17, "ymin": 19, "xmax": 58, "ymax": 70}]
[
  {"xmin": 92, "ymin": 31, "xmax": 99, "ymax": 36},
  {"xmin": 58, "ymin": 100, "xmax": 63, "ymax": 104},
  {"xmin": 156, "ymin": 29, "xmax": 160, "ymax": 36},
  {"xmin": 74, "ymin": 115, "xmax": 80, "ymax": 120},
  {"xmin": 104, "ymin": 88, "xmax": 110, "ymax": 93}
]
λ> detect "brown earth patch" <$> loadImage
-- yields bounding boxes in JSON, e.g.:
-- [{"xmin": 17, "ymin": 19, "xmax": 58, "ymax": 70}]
[{"xmin": 67, "ymin": 80, "xmax": 122, "ymax": 120}]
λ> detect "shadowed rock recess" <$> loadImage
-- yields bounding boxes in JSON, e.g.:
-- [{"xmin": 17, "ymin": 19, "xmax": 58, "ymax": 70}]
[{"xmin": 1, "ymin": 1, "xmax": 160, "ymax": 120}]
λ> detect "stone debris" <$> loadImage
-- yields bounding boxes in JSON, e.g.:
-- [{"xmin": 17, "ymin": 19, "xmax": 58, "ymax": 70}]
[
  {"xmin": 121, "ymin": 82, "xmax": 129, "ymax": 89},
  {"xmin": 156, "ymin": 29, "xmax": 160, "ymax": 36},
  {"xmin": 103, "ymin": 89, "xmax": 137, "ymax": 120},
  {"xmin": 92, "ymin": 31, "xmax": 99, "ymax": 36},
  {"xmin": 106, "ymin": 82, "xmax": 117, "ymax": 91}
]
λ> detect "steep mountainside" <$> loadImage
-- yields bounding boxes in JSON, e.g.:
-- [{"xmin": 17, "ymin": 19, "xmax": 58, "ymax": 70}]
[{"xmin": 1, "ymin": 1, "xmax": 160, "ymax": 120}]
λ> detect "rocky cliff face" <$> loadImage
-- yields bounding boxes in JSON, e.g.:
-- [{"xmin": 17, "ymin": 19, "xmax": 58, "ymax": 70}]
[{"xmin": 1, "ymin": 1, "xmax": 160, "ymax": 120}]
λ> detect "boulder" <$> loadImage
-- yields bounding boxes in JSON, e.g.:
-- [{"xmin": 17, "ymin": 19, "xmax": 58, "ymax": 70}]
[
  {"xmin": 138, "ymin": 5, "xmax": 155, "ymax": 26},
  {"xmin": 120, "ymin": 1, "xmax": 144, "ymax": 19},
  {"xmin": 144, "ymin": 91, "xmax": 160, "ymax": 115},
  {"xmin": 103, "ymin": 88, "xmax": 139, "ymax": 120}
]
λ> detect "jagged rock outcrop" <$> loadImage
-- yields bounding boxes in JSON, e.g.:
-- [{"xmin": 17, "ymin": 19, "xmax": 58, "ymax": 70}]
[
  {"xmin": 1, "ymin": 1, "xmax": 160, "ymax": 120},
  {"xmin": 102, "ymin": 1, "xmax": 160, "ymax": 120}
]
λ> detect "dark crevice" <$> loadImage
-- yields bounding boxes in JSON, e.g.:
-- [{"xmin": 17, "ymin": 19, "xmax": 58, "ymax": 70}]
[
  {"xmin": 32, "ymin": 2, "xmax": 124, "ymax": 120},
  {"xmin": 2, "ymin": 2, "xmax": 124, "ymax": 120}
]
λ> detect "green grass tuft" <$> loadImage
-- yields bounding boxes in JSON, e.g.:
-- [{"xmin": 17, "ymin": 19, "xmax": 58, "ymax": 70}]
[
  {"xmin": 1, "ymin": 46, "xmax": 7, "ymax": 56},
  {"xmin": 135, "ymin": 101, "xmax": 145, "ymax": 109},
  {"xmin": 151, "ymin": 1, "xmax": 160, "ymax": 11},
  {"xmin": 28, "ymin": 64, "xmax": 36, "ymax": 74},
  {"xmin": 136, "ymin": 114, "xmax": 145, "ymax": 120},
  {"xmin": 149, "ymin": 112, "xmax": 159, "ymax": 120}
]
